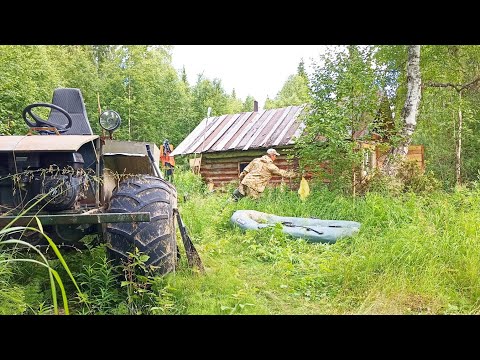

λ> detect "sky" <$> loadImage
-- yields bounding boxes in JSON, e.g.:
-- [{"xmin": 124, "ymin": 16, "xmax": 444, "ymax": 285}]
[{"xmin": 170, "ymin": 45, "xmax": 327, "ymax": 110}]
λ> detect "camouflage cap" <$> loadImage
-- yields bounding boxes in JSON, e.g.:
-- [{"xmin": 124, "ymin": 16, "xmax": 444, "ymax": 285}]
[{"xmin": 267, "ymin": 148, "xmax": 280, "ymax": 156}]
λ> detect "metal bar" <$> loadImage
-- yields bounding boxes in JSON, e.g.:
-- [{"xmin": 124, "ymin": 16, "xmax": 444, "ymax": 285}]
[
  {"xmin": 146, "ymin": 144, "xmax": 164, "ymax": 179},
  {"xmin": 0, "ymin": 212, "xmax": 150, "ymax": 226},
  {"xmin": 94, "ymin": 137, "xmax": 101, "ymax": 207}
]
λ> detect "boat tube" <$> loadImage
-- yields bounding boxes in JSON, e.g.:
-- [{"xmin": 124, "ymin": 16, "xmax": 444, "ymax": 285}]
[{"xmin": 230, "ymin": 210, "xmax": 361, "ymax": 244}]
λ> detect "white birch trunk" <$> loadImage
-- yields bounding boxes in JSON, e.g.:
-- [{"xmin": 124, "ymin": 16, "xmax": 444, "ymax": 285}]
[{"xmin": 383, "ymin": 45, "xmax": 422, "ymax": 176}]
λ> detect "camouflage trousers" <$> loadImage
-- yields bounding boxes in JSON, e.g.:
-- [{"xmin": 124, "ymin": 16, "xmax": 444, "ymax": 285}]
[{"xmin": 238, "ymin": 183, "xmax": 261, "ymax": 199}]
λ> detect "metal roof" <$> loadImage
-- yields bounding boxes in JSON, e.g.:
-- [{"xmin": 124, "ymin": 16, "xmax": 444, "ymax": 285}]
[{"xmin": 171, "ymin": 105, "xmax": 307, "ymax": 156}]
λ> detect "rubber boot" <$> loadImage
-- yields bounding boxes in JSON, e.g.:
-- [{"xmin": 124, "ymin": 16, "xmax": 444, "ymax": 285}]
[{"xmin": 232, "ymin": 188, "xmax": 244, "ymax": 201}]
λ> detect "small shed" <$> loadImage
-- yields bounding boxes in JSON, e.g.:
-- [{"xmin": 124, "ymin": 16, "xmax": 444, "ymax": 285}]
[
  {"xmin": 172, "ymin": 102, "xmax": 425, "ymax": 191},
  {"xmin": 171, "ymin": 104, "xmax": 306, "ymax": 189}
]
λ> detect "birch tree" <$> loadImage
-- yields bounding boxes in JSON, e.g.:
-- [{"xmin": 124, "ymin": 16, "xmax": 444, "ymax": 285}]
[{"xmin": 382, "ymin": 45, "xmax": 422, "ymax": 177}]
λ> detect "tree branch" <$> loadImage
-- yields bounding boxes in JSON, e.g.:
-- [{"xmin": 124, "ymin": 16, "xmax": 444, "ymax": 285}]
[
  {"xmin": 459, "ymin": 77, "xmax": 480, "ymax": 92},
  {"xmin": 423, "ymin": 81, "xmax": 462, "ymax": 92},
  {"xmin": 423, "ymin": 76, "xmax": 480, "ymax": 92}
]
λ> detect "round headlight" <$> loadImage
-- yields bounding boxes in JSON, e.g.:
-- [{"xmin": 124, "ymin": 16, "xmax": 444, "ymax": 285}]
[{"xmin": 99, "ymin": 110, "xmax": 121, "ymax": 131}]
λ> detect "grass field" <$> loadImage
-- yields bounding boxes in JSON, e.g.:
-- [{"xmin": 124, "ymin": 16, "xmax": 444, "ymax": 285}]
[{"xmin": 2, "ymin": 171, "xmax": 480, "ymax": 315}]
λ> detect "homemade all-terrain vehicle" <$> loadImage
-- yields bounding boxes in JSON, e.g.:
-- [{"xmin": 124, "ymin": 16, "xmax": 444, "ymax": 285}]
[{"xmin": 0, "ymin": 88, "xmax": 202, "ymax": 274}]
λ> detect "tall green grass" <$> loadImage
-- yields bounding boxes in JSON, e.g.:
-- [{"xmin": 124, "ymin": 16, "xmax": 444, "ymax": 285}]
[
  {"xmin": 166, "ymin": 177, "xmax": 480, "ymax": 314},
  {"xmin": 4, "ymin": 170, "xmax": 480, "ymax": 314},
  {"xmin": 0, "ymin": 222, "xmax": 84, "ymax": 314}
]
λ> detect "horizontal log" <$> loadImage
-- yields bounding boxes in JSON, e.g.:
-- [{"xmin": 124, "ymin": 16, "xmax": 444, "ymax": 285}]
[
  {"xmin": 202, "ymin": 147, "xmax": 294, "ymax": 159},
  {"xmin": 201, "ymin": 163, "xmax": 239, "ymax": 170},
  {"xmin": 202, "ymin": 170, "xmax": 240, "ymax": 176},
  {"xmin": 200, "ymin": 162, "xmax": 296, "ymax": 173},
  {"xmin": 203, "ymin": 157, "xmax": 295, "ymax": 166},
  {"xmin": 205, "ymin": 176, "xmax": 297, "ymax": 184},
  {"xmin": 207, "ymin": 176, "xmax": 237, "ymax": 182}
]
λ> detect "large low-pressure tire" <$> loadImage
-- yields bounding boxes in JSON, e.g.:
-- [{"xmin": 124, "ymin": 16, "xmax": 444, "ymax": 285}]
[{"xmin": 105, "ymin": 175, "xmax": 177, "ymax": 274}]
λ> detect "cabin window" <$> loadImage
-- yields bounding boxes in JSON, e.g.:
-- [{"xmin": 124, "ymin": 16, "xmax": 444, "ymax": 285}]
[{"xmin": 239, "ymin": 162, "xmax": 249, "ymax": 174}]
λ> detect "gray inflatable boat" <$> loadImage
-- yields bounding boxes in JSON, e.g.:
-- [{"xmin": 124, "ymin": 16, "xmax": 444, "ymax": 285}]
[{"xmin": 231, "ymin": 210, "xmax": 361, "ymax": 244}]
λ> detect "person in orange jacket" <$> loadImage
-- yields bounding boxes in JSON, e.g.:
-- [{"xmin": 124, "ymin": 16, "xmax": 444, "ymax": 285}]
[{"xmin": 160, "ymin": 139, "xmax": 175, "ymax": 182}]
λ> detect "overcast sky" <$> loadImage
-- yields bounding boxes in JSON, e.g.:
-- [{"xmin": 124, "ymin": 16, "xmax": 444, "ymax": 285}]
[{"xmin": 170, "ymin": 45, "xmax": 327, "ymax": 110}]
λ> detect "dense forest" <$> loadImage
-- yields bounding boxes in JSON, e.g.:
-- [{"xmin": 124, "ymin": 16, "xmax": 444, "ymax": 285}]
[
  {"xmin": 0, "ymin": 45, "xmax": 257, "ymax": 146},
  {"xmin": 2, "ymin": 45, "xmax": 480, "ymax": 315}
]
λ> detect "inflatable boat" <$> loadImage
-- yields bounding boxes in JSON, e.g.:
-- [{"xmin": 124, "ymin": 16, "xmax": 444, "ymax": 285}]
[{"xmin": 230, "ymin": 210, "xmax": 361, "ymax": 244}]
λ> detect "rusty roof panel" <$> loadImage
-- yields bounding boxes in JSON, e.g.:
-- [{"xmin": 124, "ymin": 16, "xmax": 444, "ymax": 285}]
[
  {"xmin": 259, "ymin": 106, "xmax": 296, "ymax": 147},
  {"xmin": 272, "ymin": 105, "xmax": 305, "ymax": 146},
  {"xmin": 214, "ymin": 112, "xmax": 254, "ymax": 151},
  {"xmin": 239, "ymin": 109, "xmax": 276, "ymax": 150},
  {"xmin": 225, "ymin": 110, "xmax": 266, "ymax": 150},
  {"xmin": 200, "ymin": 113, "xmax": 241, "ymax": 153},
  {"xmin": 189, "ymin": 114, "xmax": 228, "ymax": 153},
  {"xmin": 283, "ymin": 117, "xmax": 304, "ymax": 145},
  {"xmin": 250, "ymin": 107, "xmax": 288, "ymax": 149},
  {"xmin": 263, "ymin": 107, "xmax": 295, "ymax": 147},
  {"xmin": 171, "ymin": 105, "xmax": 307, "ymax": 156},
  {"xmin": 0, "ymin": 135, "xmax": 99, "ymax": 152}
]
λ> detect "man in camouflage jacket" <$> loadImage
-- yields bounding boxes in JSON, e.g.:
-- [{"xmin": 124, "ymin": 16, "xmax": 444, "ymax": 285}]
[{"xmin": 232, "ymin": 148, "xmax": 296, "ymax": 200}]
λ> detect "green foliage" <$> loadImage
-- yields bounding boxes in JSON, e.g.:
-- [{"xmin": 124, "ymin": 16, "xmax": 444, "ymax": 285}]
[
  {"xmin": 374, "ymin": 45, "xmax": 480, "ymax": 188},
  {"xmin": 362, "ymin": 164, "xmax": 441, "ymax": 195},
  {"xmin": 119, "ymin": 247, "xmax": 160, "ymax": 315},
  {"xmin": 5, "ymin": 44, "xmax": 480, "ymax": 314},
  {"xmin": 173, "ymin": 169, "xmax": 207, "ymax": 199},
  {"xmin": 398, "ymin": 161, "xmax": 441, "ymax": 193},
  {"xmin": 242, "ymin": 95, "xmax": 256, "ymax": 112},
  {"xmin": 0, "ymin": 254, "xmax": 27, "ymax": 314},
  {"xmin": 0, "ymin": 45, "xmax": 255, "ymax": 149},
  {"xmin": 76, "ymin": 247, "xmax": 124, "ymax": 315},
  {"xmin": 296, "ymin": 46, "xmax": 384, "ymax": 192},
  {"xmin": 415, "ymin": 46, "xmax": 480, "ymax": 187},
  {"xmin": 190, "ymin": 75, "xmax": 240, "ymax": 121},
  {"xmin": 0, "ymin": 221, "xmax": 84, "ymax": 315},
  {"xmin": 226, "ymin": 89, "xmax": 243, "ymax": 114},
  {"xmin": 265, "ymin": 58, "xmax": 311, "ymax": 110},
  {"xmin": 297, "ymin": 58, "xmax": 308, "ymax": 81},
  {"xmin": 0, "ymin": 45, "xmax": 60, "ymax": 134},
  {"xmin": 265, "ymin": 74, "xmax": 310, "ymax": 109}
]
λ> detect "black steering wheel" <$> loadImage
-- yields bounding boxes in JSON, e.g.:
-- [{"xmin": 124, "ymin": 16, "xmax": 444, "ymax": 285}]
[{"xmin": 22, "ymin": 103, "xmax": 72, "ymax": 134}]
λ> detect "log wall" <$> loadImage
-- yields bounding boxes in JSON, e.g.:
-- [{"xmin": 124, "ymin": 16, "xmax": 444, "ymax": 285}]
[
  {"xmin": 199, "ymin": 149, "xmax": 299, "ymax": 190},
  {"xmin": 375, "ymin": 145, "xmax": 425, "ymax": 171},
  {"xmin": 193, "ymin": 144, "xmax": 425, "ymax": 191}
]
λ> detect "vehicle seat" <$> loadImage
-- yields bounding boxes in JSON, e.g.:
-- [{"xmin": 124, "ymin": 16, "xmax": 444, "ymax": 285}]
[{"xmin": 47, "ymin": 88, "xmax": 94, "ymax": 135}]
